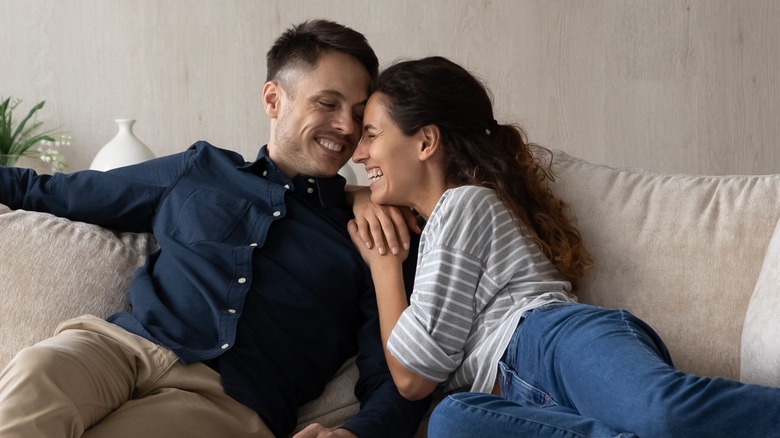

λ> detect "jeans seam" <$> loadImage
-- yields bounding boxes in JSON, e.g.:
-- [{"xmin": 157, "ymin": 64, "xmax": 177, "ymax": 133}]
[{"xmin": 618, "ymin": 310, "xmax": 664, "ymax": 363}]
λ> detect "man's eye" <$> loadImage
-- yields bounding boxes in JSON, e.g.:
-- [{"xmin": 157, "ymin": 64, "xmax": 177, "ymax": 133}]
[{"xmin": 319, "ymin": 101, "xmax": 337, "ymax": 109}]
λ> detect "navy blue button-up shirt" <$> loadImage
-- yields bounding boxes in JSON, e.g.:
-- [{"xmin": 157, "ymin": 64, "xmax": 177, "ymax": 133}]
[{"xmin": 1, "ymin": 142, "xmax": 428, "ymax": 437}]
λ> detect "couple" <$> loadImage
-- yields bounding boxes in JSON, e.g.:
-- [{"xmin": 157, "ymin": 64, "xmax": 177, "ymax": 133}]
[{"xmin": 0, "ymin": 19, "xmax": 778, "ymax": 438}]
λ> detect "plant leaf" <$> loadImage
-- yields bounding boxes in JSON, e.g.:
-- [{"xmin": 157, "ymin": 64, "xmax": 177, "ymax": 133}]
[
  {"xmin": 11, "ymin": 100, "xmax": 47, "ymax": 145},
  {"xmin": 0, "ymin": 98, "xmax": 62, "ymax": 160}
]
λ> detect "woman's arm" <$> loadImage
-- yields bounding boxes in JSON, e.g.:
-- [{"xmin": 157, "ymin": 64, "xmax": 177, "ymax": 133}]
[{"xmin": 347, "ymin": 219, "xmax": 438, "ymax": 401}]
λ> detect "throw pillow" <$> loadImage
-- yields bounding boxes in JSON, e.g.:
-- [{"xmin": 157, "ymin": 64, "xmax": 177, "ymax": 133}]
[
  {"xmin": 740, "ymin": 217, "xmax": 780, "ymax": 386},
  {"xmin": 0, "ymin": 204, "xmax": 157, "ymax": 369}
]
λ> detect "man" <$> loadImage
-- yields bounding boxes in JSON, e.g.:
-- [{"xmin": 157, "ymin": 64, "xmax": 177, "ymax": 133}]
[{"xmin": 0, "ymin": 20, "xmax": 429, "ymax": 437}]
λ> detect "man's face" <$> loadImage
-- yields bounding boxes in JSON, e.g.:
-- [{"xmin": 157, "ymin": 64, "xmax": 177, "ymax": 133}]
[{"xmin": 264, "ymin": 51, "xmax": 371, "ymax": 178}]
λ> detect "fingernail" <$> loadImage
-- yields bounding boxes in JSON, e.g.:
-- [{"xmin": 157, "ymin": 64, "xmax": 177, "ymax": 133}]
[
  {"xmin": 403, "ymin": 241, "xmax": 410, "ymax": 250},
  {"xmin": 379, "ymin": 247, "xmax": 386, "ymax": 255},
  {"xmin": 391, "ymin": 247, "xmax": 399, "ymax": 255},
  {"xmin": 365, "ymin": 241, "xmax": 372, "ymax": 249}
]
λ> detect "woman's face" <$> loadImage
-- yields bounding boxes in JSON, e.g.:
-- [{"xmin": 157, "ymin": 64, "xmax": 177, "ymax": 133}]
[{"xmin": 352, "ymin": 93, "xmax": 422, "ymax": 208}]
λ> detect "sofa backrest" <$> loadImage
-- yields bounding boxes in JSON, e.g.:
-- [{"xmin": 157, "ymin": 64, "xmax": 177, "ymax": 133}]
[
  {"xmin": 4, "ymin": 153, "xmax": 779, "ymax": 384},
  {"xmin": 547, "ymin": 151, "xmax": 780, "ymax": 380}
]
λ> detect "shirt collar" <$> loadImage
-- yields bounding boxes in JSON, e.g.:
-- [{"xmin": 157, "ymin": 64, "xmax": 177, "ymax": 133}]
[{"xmin": 239, "ymin": 145, "xmax": 347, "ymax": 208}]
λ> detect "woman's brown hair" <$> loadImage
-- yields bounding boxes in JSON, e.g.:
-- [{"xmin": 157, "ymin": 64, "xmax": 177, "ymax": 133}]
[{"xmin": 374, "ymin": 56, "xmax": 593, "ymax": 290}]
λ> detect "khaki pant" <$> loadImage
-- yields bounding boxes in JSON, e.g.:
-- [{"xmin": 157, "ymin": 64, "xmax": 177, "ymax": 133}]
[{"xmin": 0, "ymin": 315, "xmax": 273, "ymax": 438}]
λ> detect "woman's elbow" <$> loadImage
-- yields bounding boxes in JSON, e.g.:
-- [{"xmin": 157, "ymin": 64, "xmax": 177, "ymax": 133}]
[{"xmin": 396, "ymin": 376, "xmax": 437, "ymax": 401}]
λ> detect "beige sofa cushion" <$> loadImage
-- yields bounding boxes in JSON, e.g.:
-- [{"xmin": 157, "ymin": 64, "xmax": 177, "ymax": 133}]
[
  {"xmin": 0, "ymin": 204, "xmax": 157, "ymax": 369},
  {"xmin": 547, "ymin": 151, "xmax": 780, "ymax": 380},
  {"xmin": 294, "ymin": 356, "xmax": 360, "ymax": 432},
  {"xmin": 741, "ymin": 217, "xmax": 780, "ymax": 386}
]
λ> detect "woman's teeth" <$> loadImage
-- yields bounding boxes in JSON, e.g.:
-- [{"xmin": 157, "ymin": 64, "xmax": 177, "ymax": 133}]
[{"xmin": 367, "ymin": 168, "xmax": 383, "ymax": 182}]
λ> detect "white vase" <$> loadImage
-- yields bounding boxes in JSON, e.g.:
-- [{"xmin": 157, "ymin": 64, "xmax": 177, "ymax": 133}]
[{"xmin": 90, "ymin": 119, "xmax": 155, "ymax": 171}]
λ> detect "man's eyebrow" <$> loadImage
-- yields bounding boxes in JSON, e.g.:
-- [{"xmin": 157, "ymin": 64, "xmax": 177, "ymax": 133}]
[
  {"xmin": 316, "ymin": 89, "xmax": 344, "ymax": 98},
  {"xmin": 315, "ymin": 89, "xmax": 368, "ymax": 106}
]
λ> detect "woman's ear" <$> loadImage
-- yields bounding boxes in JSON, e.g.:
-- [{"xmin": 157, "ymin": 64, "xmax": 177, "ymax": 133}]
[
  {"xmin": 262, "ymin": 81, "xmax": 282, "ymax": 118},
  {"xmin": 418, "ymin": 125, "xmax": 441, "ymax": 162}
]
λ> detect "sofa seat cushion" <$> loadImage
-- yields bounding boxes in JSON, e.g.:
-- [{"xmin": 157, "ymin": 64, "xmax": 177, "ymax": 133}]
[{"xmin": 0, "ymin": 204, "xmax": 158, "ymax": 369}]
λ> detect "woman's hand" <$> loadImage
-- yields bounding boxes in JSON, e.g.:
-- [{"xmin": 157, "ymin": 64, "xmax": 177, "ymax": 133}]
[
  {"xmin": 348, "ymin": 219, "xmax": 408, "ymax": 268},
  {"xmin": 348, "ymin": 186, "xmax": 420, "ymax": 256}
]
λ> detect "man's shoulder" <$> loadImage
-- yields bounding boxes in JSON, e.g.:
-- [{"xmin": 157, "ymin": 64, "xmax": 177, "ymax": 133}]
[{"xmin": 186, "ymin": 141, "xmax": 246, "ymax": 164}]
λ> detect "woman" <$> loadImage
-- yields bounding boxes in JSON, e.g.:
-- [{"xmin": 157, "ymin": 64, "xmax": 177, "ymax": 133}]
[{"xmin": 347, "ymin": 56, "xmax": 780, "ymax": 437}]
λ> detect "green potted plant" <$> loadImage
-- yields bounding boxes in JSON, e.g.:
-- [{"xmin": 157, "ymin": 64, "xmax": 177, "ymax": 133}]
[{"xmin": 0, "ymin": 97, "xmax": 69, "ymax": 172}]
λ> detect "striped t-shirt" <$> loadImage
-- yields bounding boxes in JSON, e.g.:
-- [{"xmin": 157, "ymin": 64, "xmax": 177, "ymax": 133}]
[{"xmin": 387, "ymin": 185, "xmax": 577, "ymax": 393}]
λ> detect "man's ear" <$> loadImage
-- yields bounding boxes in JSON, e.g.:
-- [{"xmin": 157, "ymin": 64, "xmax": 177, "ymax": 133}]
[
  {"xmin": 418, "ymin": 125, "xmax": 442, "ymax": 162},
  {"xmin": 262, "ymin": 81, "xmax": 282, "ymax": 118}
]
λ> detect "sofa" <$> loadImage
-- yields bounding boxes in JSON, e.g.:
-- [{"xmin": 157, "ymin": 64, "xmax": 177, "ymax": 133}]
[{"xmin": 2, "ymin": 150, "xmax": 780, "ymax": 435}]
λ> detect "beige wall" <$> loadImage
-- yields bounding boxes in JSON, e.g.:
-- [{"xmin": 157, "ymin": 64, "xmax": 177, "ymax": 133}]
[{"xmin": 2, "ymin": 0, "xmax": 779, "ymax": 178}]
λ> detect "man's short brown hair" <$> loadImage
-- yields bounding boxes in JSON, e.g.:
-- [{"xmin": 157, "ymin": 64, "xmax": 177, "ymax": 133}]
[{"xmin": 266, "ymin": 19, "xmax": 378, "ymax": 88}]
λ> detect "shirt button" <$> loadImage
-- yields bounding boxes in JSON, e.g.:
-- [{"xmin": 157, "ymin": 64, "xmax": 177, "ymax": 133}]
[
  {"xmin": 221, "ymin": 343, "xmax": 230, "ymax": 349},
  {"xmin": 284, "ymin": 184, "xmax": 290, "ymax": 190},
  {"xmin": 262, "ymin": 170, "xmax": 268, "ymax": 177},
  {"xmin": 307, "ymin": 187, "xmax": 314, "ymax": 194},
  {"xmin": 228, "ymin": 309, "xmax": 237, "ymax": 314},
  {"xmin": 249, "ymin": 243, "xmax": 258, "ymax": 247},
  {"xmin": 273, "ymin": 211, "xmax": 281, "ymax": 217},
  {"xmin": 238, "ymin": 277, "xmax": 247, "ymax": 284},
  {"xmin": 308, "ymin": 178, "xmax": 315, "ymax": 183}
]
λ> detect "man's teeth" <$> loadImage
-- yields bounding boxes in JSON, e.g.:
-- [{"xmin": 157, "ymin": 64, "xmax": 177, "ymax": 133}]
[
  {"xmin": 318, "ymin": 139, "xmax": 343, "ymax": 152},
  {"xmin": 367, "ymin": 168, "xmax": 383, "ymax": 181}
]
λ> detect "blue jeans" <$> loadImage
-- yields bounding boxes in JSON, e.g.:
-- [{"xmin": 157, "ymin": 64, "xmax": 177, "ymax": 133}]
[{"xmin": 428, "ymin": 303, "xmax": 780, "ymax": 437}]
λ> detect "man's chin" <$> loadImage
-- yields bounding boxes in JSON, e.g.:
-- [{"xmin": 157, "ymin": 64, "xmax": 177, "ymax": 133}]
[{"xmin": 308, "ymin": 167, "xmax": 343, "ymax": 179}]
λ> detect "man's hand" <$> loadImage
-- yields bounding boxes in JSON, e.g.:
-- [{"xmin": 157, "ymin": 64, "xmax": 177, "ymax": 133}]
[
  {"xmin": 349, "ymin": 186, "xmax": 420, "ymax": 256},
  {"xmin": 292, "ymin": 423, "xmax": 358, "ymax": 438}
]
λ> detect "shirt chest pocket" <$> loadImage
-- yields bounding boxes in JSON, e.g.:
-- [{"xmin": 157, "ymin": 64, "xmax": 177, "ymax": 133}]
[{"xmin": 169, "ymin": 190, "xmax": 256, "ymax": 244}]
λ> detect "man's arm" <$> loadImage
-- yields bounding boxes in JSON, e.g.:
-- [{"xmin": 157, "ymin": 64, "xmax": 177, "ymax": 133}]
[{"xmin": 0, "ymin": 146, "xmax": 196, "ymax": 232}]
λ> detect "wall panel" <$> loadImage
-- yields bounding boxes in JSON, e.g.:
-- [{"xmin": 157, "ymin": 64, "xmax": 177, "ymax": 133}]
[{"xmin": 1, "ymin": 0, "xmax": 778, "ymax": 176}]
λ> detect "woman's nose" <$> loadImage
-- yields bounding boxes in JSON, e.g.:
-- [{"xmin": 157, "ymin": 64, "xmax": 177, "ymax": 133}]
[{"xmin": 353, "ymin": 136, "xmax": 368, "ymax": 163}]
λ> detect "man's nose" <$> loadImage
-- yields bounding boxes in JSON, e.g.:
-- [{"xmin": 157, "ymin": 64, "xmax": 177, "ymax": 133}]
[{"xmin": 332, "ymin": 108, "xmax": 357, "ymax": 135}]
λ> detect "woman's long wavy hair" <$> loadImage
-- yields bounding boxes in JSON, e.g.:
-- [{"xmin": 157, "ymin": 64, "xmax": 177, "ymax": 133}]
[{"xmin": 374, "ymin": 56, "xmax": 593, "ymax": 290}]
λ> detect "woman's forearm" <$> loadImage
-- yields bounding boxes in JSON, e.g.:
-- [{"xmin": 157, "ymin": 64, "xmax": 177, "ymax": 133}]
[{"xmin": 370, "ymin": 261, "xmax": 437, "ymax": 400}]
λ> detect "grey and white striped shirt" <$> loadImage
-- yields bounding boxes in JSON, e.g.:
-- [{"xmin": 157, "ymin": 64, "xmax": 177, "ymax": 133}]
[{"xmin": 387, "ymin": 185, "xmax": 577, "ymax": 393}]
